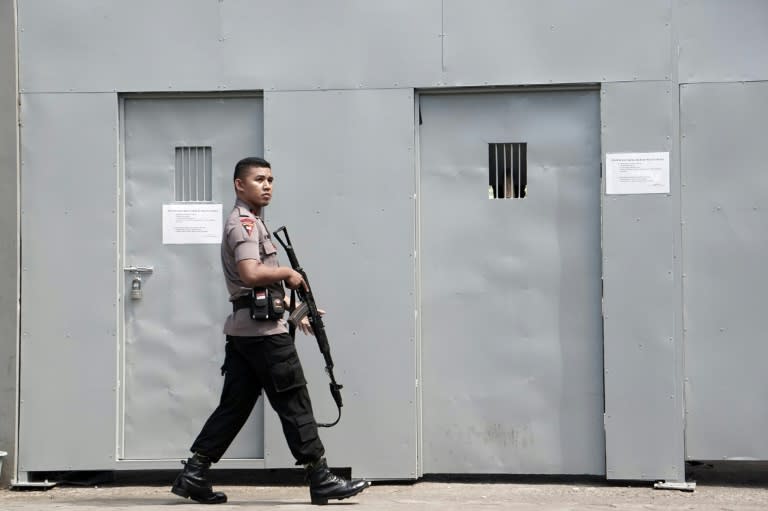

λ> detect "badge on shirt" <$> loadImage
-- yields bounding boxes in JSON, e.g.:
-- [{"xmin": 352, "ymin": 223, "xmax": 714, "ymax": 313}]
[{"xmin": 240, "ymin": 217, "xmax": 255, "ymax": 237}]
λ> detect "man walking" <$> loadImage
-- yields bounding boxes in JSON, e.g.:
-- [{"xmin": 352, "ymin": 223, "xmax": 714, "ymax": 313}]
[{"xmin": 171, "ymin": 157, "xmax": 370, "ymax": 505}]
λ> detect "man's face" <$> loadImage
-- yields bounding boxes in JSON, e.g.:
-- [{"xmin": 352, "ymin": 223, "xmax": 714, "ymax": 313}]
[{"xmin": 235, "ymin": 165, "xmax": 273, "ymax": 209}]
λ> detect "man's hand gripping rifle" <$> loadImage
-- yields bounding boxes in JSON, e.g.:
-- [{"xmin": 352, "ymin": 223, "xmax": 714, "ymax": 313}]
[{"xmin": 272, "ymin": 226, "xmax": 343, "ymax": 428}]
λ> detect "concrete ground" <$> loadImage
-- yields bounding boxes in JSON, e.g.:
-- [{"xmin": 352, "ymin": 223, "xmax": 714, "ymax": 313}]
[{"xmin": 1, "ymin": 475, "xmax": 767, "ymax": 511}]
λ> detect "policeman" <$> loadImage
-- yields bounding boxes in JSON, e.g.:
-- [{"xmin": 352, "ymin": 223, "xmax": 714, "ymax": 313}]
[{"xmin": 171, "ymin": 157, "xmax": 370, "ymax": 505}]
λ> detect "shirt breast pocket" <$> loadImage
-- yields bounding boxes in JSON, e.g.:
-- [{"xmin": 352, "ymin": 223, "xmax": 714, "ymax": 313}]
[{"xmin": 261, "ymin": 239, "xmax": 278, "ymax": 258}]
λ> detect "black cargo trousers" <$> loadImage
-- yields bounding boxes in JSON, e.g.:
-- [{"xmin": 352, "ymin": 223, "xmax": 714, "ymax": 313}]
[{"xmin": 191, "ymin": 333, "xmax": 325, "ymax": 465}]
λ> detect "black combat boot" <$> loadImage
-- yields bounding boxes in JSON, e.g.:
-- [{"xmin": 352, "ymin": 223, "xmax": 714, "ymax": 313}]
[
  {"xmin": 171, "ymin": 453, "xmax": 228, "ymax": 504},
  {"xmin": 307, "ymin": 458, "xmax": 371, "ymax": 505}
]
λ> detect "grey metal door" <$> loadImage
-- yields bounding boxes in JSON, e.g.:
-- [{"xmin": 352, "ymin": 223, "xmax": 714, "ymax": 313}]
[
  {"xmin": 121, "ymin": 96, "xmax": 264, "ymax": 460},
  {"xmin": 682, "ymin": 82, "xmax": 768, "ymax": 461},
  {"xmin": 419, "ymin": 90, "xmax": 604, "ymax": 474}
]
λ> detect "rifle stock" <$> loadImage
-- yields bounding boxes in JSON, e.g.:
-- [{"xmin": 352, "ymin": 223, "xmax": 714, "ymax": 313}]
[{"xmin": 272, "ymin": 226, "xmax": 343, "ymax": 427}]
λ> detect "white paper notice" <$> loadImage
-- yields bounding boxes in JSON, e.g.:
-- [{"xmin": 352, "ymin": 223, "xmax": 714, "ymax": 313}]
[
  {"xmin": 162, "ymin": 204, "xmax": 222, "ymax": 244},
  {"xmin": 606, "ymin": 152, "xmax": 670, "ymax": 195}
]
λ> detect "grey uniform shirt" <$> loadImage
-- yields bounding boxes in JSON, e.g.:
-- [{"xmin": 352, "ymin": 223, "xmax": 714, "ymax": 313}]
[{"xmin": 221, "ymin": 199, "xmax": 289, "ymax": 337}]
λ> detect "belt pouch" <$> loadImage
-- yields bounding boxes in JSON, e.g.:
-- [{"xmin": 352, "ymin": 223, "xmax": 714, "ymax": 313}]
[{"xmin": 249, "ymin": 288, "xmax": 270, "ymax": 320}]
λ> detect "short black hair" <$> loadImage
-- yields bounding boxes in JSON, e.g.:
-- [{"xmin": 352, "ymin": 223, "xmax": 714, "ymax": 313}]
[{"xmin": 234, "ymin": 157, "xmax": 271, "ymax": 181}]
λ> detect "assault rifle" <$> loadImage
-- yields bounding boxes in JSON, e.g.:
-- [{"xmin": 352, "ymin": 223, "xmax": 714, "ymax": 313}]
[{"xmin": 272, "ymin": 226, "xmax": 343, "ymax": 428}]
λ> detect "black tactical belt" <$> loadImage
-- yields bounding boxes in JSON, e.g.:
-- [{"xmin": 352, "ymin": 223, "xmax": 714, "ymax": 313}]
[{"xmin": 232, "ymin": 295, "xmax": 252, "ymax": 312}]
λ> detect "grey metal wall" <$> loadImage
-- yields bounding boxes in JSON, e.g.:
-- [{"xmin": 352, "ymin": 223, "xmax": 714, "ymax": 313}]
[
  {"xmin": 674, "ymin": 0, "xmax": 768, "ymax": 464},
  {"xmin": 10, "ymin": 0, "xmax": 677, "ymax": 481},
  {"xmin": 18, "ymin": 93, "xmax": 118, "ymax": 471},
  {"xmin": 9, "ymin": 0, "xmax": 768, "ymax": 483},
  {"xmin": 677, "ymin": 0, "xmax": 768, "ymax": 84},
  {"xmin": 263, "ymin": 89, "xmax": 418, "ymax": 479},
  {"xmin": 0, "ymin": 0, "xmax": 18, "ymax": 488},
  {"xmin": 16, "ymin": 1, "xmax": 673, "ymax": 93},
  {"xmin": 681, "ymin": 82, "xmax": 768, "ymax": 460},
  {"xmin": 601, "ymin": 82, "xmax": 683, "ymax": 481}
]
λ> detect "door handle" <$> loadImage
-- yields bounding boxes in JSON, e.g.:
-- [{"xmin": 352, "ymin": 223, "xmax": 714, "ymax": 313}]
[{"xmin": 123, "ymin": 266, "xmax": 154, "ymax": 275}]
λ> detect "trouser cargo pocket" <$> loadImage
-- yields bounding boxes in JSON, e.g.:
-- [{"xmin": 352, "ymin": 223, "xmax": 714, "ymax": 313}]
[
  {"xmin": 266, "ymin": 340, "xmax": 307, "ymax": 392},
  {"xmin": 295, "ymin": 413, "xmax": 319, "ymax": 443}
]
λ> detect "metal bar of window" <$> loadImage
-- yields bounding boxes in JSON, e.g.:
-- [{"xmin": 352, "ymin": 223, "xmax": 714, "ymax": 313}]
[
  {"xmin": 512, "ymin": 143, "xmax": 520, "ymax": 198},
  {"xmin": 520, "ymin": 143, "xmax": 527, "ymax": 198},
  {"xmin": 505, "ymin": 143, "xmax": 512, "ymax": 199},
  {"xmin": 501, "ymin": 143, "xmax": 507, "ymax": 199},
  {"xmin": 202, "ymin": 147, "xmax": 207, "ymax": 201},
  {"xmin": 195, "ymin": 146, "xmax": 200, "ymax": 201},
  {"xmin": 207, "ymin": 147, "xmax": 212, "ymax": 201},
  {"xmin": 199, "ymin": 147, "xmax": 204, "ymax": 201},
  {"xmin": 174, "ymin": 148, "xmax": 180, "ymax": 201},
  {"xmin": 181, "ymin": 147, "xmax": 186, "ymax": 201},
  {"xmin": 186, "ymin": 146, "xmax": 191, "ymax": 201},
  {"xmin": 495, "ymin": 144, "xmax": 500, "ymax": 199},
  {"xmin": 195, "ymin": 146, "xmax": 201, "ymax": 201},
  {"xmin": 488, "ymin": 145, "xmax": 494, "ymax": 198}
]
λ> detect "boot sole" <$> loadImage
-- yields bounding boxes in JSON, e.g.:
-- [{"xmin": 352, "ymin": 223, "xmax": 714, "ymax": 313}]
[
  {"xmin": 171, "ymin": 485, "xmax": 228, "ymax": 504},
  {"xmin": 311, "ymin": 481, "xmax": 371, "ymax": 505}
]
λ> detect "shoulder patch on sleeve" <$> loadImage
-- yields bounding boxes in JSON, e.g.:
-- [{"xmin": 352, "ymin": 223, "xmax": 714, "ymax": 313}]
[{"xmin": 240, "ymin": 217, "xmax": 255, "ymax": 237}]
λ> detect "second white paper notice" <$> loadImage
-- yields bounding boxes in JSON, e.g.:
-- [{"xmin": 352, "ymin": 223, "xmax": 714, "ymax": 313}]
[
  {"xmin": 606, "ymin": 152, "xmax": 670, "ymax": 195},
  {"xmin": 162, "ymin": 204, "xmax": 223, "ymax": 244}
]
